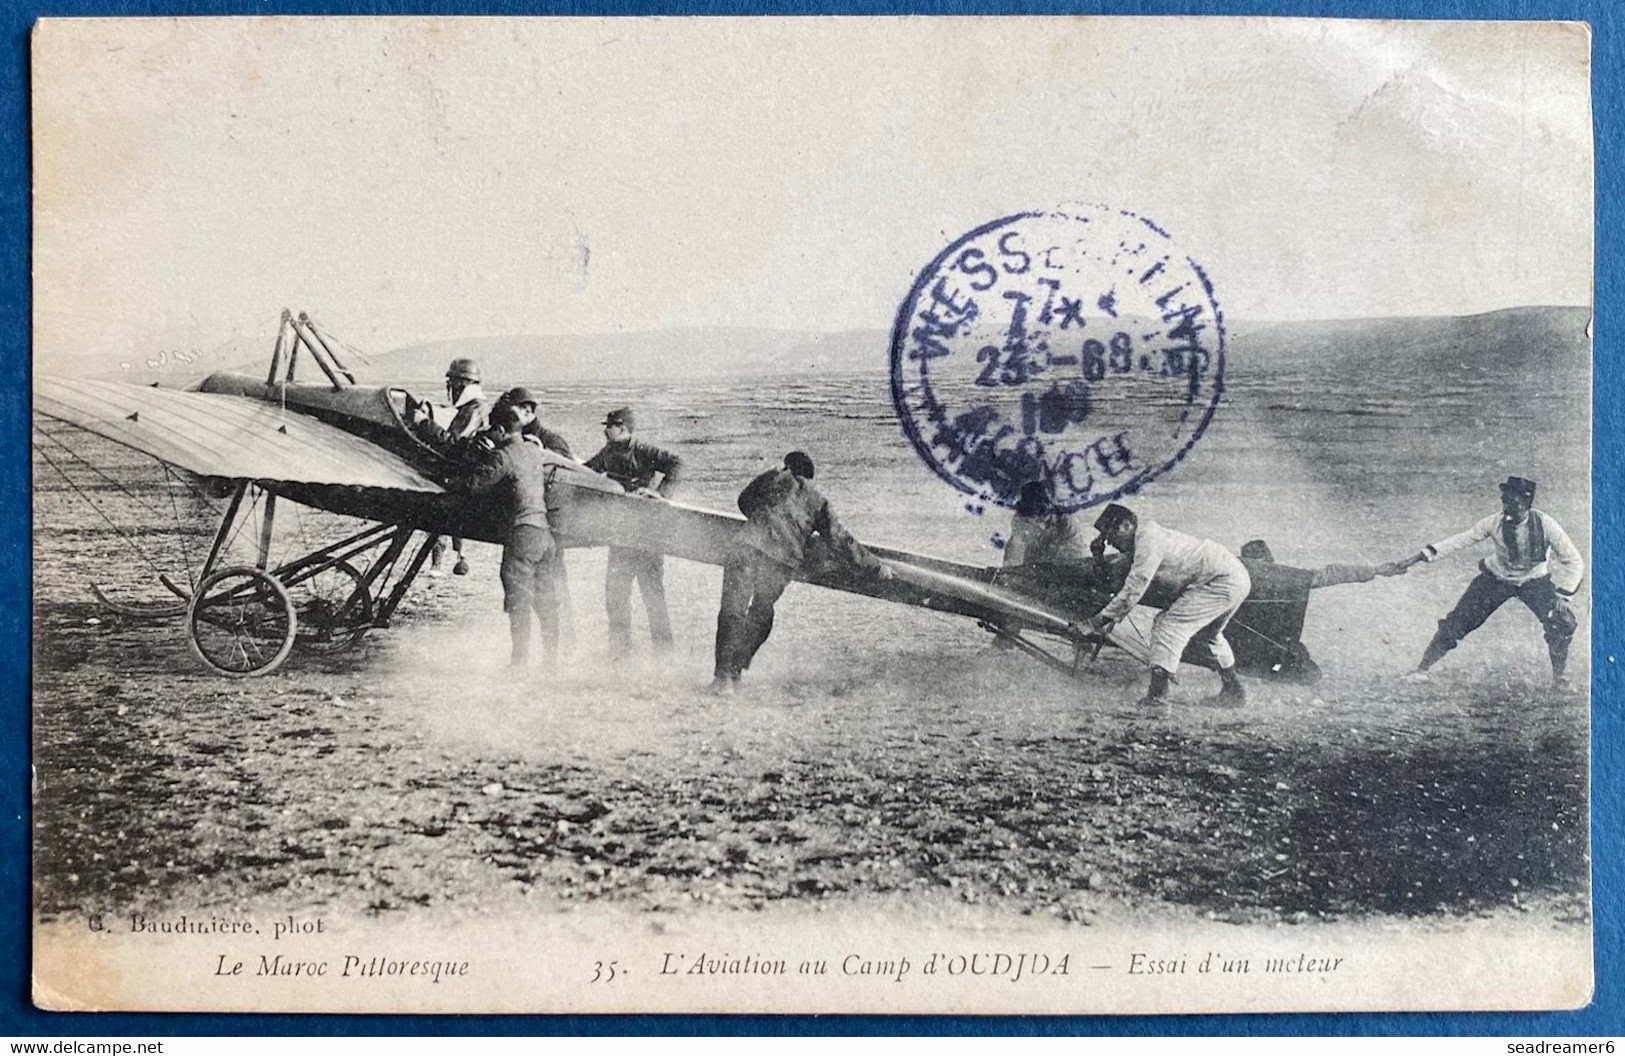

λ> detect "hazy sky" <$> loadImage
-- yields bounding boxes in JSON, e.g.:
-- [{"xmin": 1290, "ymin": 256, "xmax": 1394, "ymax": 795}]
[{"xmin": 33, "ymin": 17, "xmax": 1593, "ymax": 367}]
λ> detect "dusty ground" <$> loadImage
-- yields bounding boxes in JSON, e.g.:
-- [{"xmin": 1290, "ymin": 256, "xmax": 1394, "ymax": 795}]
[
  {"xmin": 32, "ymin": 551, "xmax": 1589, "ymax": 933},
  {"xmin": 30, "ymin": 354, "xmax": 1592, "ymax": 948}
]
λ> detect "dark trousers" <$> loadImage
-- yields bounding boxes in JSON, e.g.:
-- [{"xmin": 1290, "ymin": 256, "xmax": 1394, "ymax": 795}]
[
  {"xmin": 605, "ymin": 547, "xmax": 672, "ymax": 651},
  {"xmin": 1420, "ymin": 570, "xmax": 1577, "ymax": 676},
  {"xmin": 501, "ymin": 525, "xmax": 558, "ymax": 664},
  {"xmin": 714, "ymin": 555, "xmax": 795, "ymax": 680},
  {"xmin": 554, "ymin": 553, "xmax": 575, "ymax": 647}
]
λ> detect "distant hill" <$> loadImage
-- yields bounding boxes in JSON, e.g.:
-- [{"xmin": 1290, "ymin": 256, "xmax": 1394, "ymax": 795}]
[
  {"xmin": 376, "ymin": 327, "xmax": 894, "ymax": 384},
  {"xmin": 378, "ymin": 306, "xmax": 1589, "ymax": 384},
  {"xmin": 1229, "ymin": 306, "xmax": 1591, "ymax": 371},
  {"xmin": 53, "ymin": 304, "xmax": 1590, "ymax": 387}
]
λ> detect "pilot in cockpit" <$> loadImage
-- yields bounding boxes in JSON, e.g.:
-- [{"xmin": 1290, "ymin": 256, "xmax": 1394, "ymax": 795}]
[
  {"xmin": 409, "ymin": 357, "xmax": 490, "ymax": 575},
  {"xmin": 411, "ymin": 358, "xmax": 490, "ymax": 454}
]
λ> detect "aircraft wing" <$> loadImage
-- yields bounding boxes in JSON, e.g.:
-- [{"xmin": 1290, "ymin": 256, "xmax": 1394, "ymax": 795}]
[
  {"xmin": 34, "ymin": 374, "xmax": 443, "ymax": 493},
  {"xmin": 551, "ymin": 483, "xmax": 1100, "ymax": 635}
]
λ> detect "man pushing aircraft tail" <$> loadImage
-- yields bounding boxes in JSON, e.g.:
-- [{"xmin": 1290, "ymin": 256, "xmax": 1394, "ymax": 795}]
[{"xmin": 710, "ymin": 451, "xmax": 893, "ymax": 696}]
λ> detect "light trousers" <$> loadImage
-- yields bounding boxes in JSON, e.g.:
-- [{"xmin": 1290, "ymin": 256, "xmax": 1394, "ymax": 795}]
[{"xmin": 1147, "ymin": 566, "xmax": 1251, "ymax": 672}]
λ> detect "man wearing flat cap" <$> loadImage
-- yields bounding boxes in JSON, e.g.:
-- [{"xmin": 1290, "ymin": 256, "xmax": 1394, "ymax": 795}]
[
  {"xmin": 1086, "ymin": 503, "xmax": 1252, "ymax": 710},
  {"xmin": 585, "ymin": 406, "xmax": 684, "ymax": 655},
  {"xmin": 460, "ymin": 403, "xmax": 560, "ymax": 669},
  {"xmin": 472, "ymin": 387, "xmax": 578, "ymax": 639},
  {"xmin": 481, "ymin": 387, "xmax": 574, "ymax": 459},
  {"xmin": 1392, "ymin": 476, "xmax": 1584, "ymax": 686},
  {"xmin": 711, "ymin": 451, "xmax": 892, "ymax": 695}
]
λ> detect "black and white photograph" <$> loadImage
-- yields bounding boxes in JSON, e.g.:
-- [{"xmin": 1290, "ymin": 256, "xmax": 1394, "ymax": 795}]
[{"xmin": 30, "ymin": 16, "xmax": 1592, "ymax": 1014}]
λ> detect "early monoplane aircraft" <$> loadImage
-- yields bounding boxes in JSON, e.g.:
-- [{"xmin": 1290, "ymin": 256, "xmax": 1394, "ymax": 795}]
[{"xmin": 34, "ymin": 310, "xmax": 1325, "ymax": 682}]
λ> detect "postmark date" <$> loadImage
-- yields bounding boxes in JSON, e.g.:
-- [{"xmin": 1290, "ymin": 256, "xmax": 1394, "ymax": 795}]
[{"xmin": 891, "ymin": 206, "xmax": 1226, "ymax": 513}]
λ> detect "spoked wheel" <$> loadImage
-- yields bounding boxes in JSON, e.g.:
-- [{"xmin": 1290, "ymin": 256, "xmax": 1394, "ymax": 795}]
[
  {"xmin": 187, "ymin": 566, "xmax": 297, "ymax": 677},
  {"xmin": 291, "ymin": 560, "xmax": 374, "ymax": 654}
]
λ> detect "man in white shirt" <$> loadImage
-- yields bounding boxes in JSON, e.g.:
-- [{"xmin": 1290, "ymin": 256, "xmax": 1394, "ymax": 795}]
[
  {"xmin": 1396, "ymin": 476, "xmax": 1584, "ymax": 685},
  {"xmin": 1002, "ymin": 480, "xmax": 1090, "ymax": 568},
  {"xmin": 1086, "ymin": 504, "xmax": 1252, "ymax": 710}
]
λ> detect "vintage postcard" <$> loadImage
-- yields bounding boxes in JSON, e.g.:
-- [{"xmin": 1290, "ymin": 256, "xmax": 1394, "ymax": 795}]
[{"xmin": 30, "ymin": 16, "xmax": 1593, "ymax": 1014}]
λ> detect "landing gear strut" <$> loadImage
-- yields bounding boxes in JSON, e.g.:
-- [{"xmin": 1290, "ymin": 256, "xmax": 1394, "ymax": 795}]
[{"xmin": 118, "ymin": 478, "xmax": 441, "ymax": 677}]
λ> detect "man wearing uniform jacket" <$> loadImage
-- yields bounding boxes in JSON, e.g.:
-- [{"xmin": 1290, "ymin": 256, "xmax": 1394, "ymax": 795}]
[
  {"xmin": 1086, "ymin": 504, "xmax": 1252, "ymax": 710},
  {"xmin": 477, "ymin": 385, "xmax": 581, "ymax": 640},
  {"xmin": 1239, "ymin": 540, "xmax": 1409, "ymax": 588},
  {"xmin": 585, "ymin": 407, "xmax": 683, "ymax": 655},
  {"xmin": 470, "ymin": 387, "xmax": 578, "ymax": 643},
  {"xmin": 711, "ymin": 451, "xmax": 892, "ymax": 695},
  {"xmin": 1394, "ymin": 476, "xmax": 1584, "ymax": 686},
  {"xmin": 463, "ymin": 404, "xmax": 560, "ymax": 668}
]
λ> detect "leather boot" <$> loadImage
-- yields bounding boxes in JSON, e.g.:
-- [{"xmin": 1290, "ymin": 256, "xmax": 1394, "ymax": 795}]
[
  {"xmin": 1417, "ymin": 627, "xmax": 1455, "ymax": 672},
  {"xmin": 1207, "ymin": 666, "xmax": 1247, "ymax": 708},
  {"xmin": 1136, "ymin": 668, "xmax": 1172, "ymax": 711},
  {"xmin": 1549, "ymin": 638, "xmax": 1571, "ymax": 687}
]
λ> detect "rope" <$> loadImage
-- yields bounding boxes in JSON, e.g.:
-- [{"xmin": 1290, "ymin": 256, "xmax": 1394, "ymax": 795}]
[
  {"xmin": 1104, "ymin": 612, "xmax": 1154, "ymax": 667},
  {"xmin": 158, "ymin": 464, "xmax": 202, "ymax": 592},
  {"xmin": 33, "ymin": 424, "xmax": 170, "ymax": 522},
  {"xmin": 33, "ymin": 440, "xmax": 173, "ymax": 580},
  {"xmin": 1228, "ymin": 615, "xmax": 1297, "ymax": 656},
  {"xmin": 35, "ymin": 421, "xmax": 246, "ymax": 592},
  {"xmin": 329, "ymin": 333, "xmax": 377, "ymax": 367},
  {"xmin": 1106, "ymin": 608, "xmax": 1295, "ymax": 674},
  {"xmin": 877, "ymin": 559, "xmax": 1162, "ymax": 672},
  {"xmin": 217, "ymin": 487, "xmax": 261, "ymax": 565},
  {"xmin": 146, "ymin": 454, "xmax": 227, "ymax": 512},
  {"xmin": 291, "ymin": 501, "xmax": 311, "ymax": 575}
]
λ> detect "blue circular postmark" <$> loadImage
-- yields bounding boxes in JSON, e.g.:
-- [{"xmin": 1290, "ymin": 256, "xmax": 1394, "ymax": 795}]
[{"xmin": 889, "ymin": 207, "xmax": 1225, "ymax": 513}]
